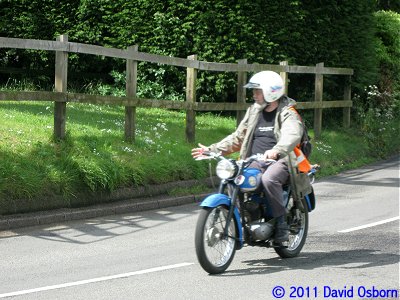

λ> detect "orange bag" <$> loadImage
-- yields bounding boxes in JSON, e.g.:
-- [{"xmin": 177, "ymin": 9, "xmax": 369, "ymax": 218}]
[{"xmin": 293, "ymin": 146, "xmax": 312, "ymax": 173}]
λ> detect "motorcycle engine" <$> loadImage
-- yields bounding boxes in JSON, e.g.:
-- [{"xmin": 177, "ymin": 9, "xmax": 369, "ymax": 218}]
[
  {"xmin": 250, "ymin": 221, "xmax": 274, "ymax": 241},
  {"xmin": 244, "ymin": 201, "xmax": 274, "ymax": 241},
  {"xmin": 244, "ymin": 201, "xmax": 263, "ymax": 221}
]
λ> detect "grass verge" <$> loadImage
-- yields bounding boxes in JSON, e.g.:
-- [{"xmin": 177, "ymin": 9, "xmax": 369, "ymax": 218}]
[{"xmin": 0, "ymin": 101, "xmax": 398, "ymax": 215}]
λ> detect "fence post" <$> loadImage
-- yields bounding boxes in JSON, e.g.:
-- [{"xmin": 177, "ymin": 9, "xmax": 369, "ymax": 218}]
[
  {"xmin": 279, "ymin": 61, "xmax": 289, "ymax": 94},
  {"xmin": 314, "ymin": 62, "xmax": 324, "ymax": 139},
  {"xmin": 125, "ymin": 45, "xmax": 138, "ymax": 143},
  {"xmin": 54, "ymin": 34, "xmax": 68, "ymax": 140},
  {"xmin": 186, "ymin": 54, "xmax": 197, "ymax": 143},
  {"xmin": 236, "ymin": 59, "xmax": 247, "ymax": 126},
  {"xmin": 343, "ymin": 75, "xmax": 351, "ymax": 128}
]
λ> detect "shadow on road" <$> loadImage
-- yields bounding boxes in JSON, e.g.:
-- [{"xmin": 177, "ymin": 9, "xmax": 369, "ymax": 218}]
[
  {"xmin": 0, "ymin": 203, "xmax": 200, "ymax": 244},
  {"xmin": 317, "ymin": 155, "xmax": 399, "ymax": 188},
  {"xmin": 222, "ymin": 248, "xmax": 399, "ymax": 276}
]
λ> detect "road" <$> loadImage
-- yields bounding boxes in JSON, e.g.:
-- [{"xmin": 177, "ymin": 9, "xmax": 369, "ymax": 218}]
[{"xmin": 0, "ymin": 156, "xmax": 399, "ymax": 300}]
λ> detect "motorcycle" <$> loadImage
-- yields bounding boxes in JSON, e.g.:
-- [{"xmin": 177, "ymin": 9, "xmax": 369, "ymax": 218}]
[{"xmin": 194, "ymin": 151, "xmax": 318, "ymax": 274}]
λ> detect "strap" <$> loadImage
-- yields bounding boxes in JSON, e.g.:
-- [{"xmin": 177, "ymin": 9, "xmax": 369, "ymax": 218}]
[
  {"xmin": 288, "ymin": 106, "xmax": 303, "ymax": 122},
  {"xmin": 287, "ymin": 153, "xmax": 300, "ymax": 202},
  {"xmin": 288, "ymin": 105, "xmax": 310, "ymax": 145}
]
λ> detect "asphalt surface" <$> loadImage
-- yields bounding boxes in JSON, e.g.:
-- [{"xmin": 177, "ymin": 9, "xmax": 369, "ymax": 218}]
[{"xmin": 0, "ymin": 155, "xmax": 398, "ymax": 299}]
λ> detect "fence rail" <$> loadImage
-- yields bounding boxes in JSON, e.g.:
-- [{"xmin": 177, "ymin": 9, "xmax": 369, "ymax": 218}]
[{"xmin": 0, "ymin": 35, "xmax": 354, "ymax": 141}]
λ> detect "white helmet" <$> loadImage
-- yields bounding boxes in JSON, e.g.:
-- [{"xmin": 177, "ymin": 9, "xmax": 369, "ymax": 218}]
[{"xmin": 244, "ymin": 71, "xmax": 284, "ymax": 103}]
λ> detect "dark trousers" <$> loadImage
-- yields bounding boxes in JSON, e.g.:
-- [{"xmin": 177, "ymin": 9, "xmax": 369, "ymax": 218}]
[{"xmin": 251, "ymin": 159, "xmax": 289, "ymax": 218}]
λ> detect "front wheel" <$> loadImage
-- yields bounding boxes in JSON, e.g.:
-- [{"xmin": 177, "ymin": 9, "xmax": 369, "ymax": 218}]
[
  {"xmin": 274, "ymin": 196, "xmax": 309, "ymax": 258},
  {"xmin": 195, "ymin": 205, "xmax": 237, "ymax": 274}
]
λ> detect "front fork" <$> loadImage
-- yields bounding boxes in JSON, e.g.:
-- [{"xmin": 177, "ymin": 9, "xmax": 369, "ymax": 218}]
[
  {"xmin": 214, "ymin": 180, "xmax": 240, "ymax": 239},
  {"xmin": 224, "ymin": 184, "xmax": 240, "ymax": 238},
  {"xmin": 203, "ymin": 180, "xmax": 243, "ymax": 248}
]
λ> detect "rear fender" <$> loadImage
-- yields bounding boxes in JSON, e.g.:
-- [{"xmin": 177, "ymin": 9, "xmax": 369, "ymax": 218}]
[{"xmin": 200, "ymin": 193, "xmax": 243, "ymax": 248}]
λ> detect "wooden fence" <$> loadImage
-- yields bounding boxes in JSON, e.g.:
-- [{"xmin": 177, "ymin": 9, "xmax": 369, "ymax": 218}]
[{"xmin": 0, "ymin": 35, "xmax": 353, "ymax": 142}]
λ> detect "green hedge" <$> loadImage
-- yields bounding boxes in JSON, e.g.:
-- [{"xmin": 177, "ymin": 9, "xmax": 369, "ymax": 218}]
[
  {"xmin": 0, "ymin": 0, "xmax": 394, "ymax": 103},
  {"xmin": 374, "ymin": 10, "xmax": 400, "ymax": 92}
]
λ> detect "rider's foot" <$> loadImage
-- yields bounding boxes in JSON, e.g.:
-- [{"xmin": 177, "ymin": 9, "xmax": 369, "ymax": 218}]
[{"xmin": 274, "ymin": 222, "xmax": 289, "ymax": 243}]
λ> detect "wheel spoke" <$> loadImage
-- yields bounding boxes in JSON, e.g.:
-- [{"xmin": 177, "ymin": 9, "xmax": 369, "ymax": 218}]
[
  {"xmin": 274, "ymin": 196, "xmax": 308, "ymax": 259},
  {"xmin": 288, "ymin": 213, "xmax": 305, "ymax": 250},
  {"xmin": 202, "ymin": 207, "xmax": 236, "ymax": 268}
]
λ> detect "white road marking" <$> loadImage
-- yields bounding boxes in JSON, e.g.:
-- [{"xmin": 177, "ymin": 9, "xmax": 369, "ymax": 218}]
[
  {"xmin": 0, "ymin": 262, "xmax": 194, "ymax": 298},
  {"xmin": 338, "ymin": 216, "xmax": 400, "ymax": 233}
]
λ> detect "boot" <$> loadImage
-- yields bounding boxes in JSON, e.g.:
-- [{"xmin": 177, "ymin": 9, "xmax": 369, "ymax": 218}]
[{"xmin": 274, "ymin": 221, "xmax": 289, "ymax": 243}]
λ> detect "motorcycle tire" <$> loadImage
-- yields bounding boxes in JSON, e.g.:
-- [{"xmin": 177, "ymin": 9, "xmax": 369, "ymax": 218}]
[
  {"xmin": 274, "ymin": 196, "xmax": 309, "ymax": 258},
  {"xmin": 195, "ymin": 205, "xmax": 237, "ymax": 274}
]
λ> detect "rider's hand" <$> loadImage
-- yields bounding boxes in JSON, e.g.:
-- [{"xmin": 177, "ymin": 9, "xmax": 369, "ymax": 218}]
[
  {"xmin": 191, "ymin": 143, "xmax": 210, "ymax": 159},
  {"xmin": 263, "ymin": 149, "xmax": 280, "ymax": 161}
]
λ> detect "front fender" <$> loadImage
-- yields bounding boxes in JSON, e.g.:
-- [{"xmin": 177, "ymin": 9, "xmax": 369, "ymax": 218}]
[
  {"xmin": 200, "ymin": 193, "xmax": 231, "ymax": 208},
  {"xmin": 199, "ymin": 193, "xmax": 243, "ymax": 248}
]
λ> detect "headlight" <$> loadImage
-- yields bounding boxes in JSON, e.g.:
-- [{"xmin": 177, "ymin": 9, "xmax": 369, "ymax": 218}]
[{"xmin": 216, "ymin": 159, "xmax": 238, "ymax": 179}]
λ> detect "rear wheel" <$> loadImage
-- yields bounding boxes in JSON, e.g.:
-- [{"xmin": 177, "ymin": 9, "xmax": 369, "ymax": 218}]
[
  {"xmin": 274, "ymin": 196, "xmax": 308, "ymax": 258},
  {"xmin": 195, "ymin": 206, "xmax": 237, "ymax": 274}
]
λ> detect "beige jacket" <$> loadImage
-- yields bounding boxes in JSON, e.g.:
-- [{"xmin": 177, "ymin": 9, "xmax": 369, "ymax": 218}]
[
  {"xmin": 209, "ymin": 96, "xmax": 302, "ymax": 161},
  {"xmin": 208, "ymin": 96, "xmax": 312, "ymax": 199}
]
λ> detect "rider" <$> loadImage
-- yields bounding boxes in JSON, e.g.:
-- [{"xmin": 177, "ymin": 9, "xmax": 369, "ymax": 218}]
[{"xmin": 191, "ymin": 71, "xmax": 305, "ymax": 243}]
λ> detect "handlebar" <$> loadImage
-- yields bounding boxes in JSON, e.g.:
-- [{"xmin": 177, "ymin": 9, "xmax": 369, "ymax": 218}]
[
  {"xmin": 194, "ymin": 151, "xmax": 222, "ymax": 161},
  {"xmin": 195, "ymin": 151, "xmax": 277, "ymax": 165},
  {"xmin": 196, "ymin": 151, "xmax": 320, "ymax": 184}
]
